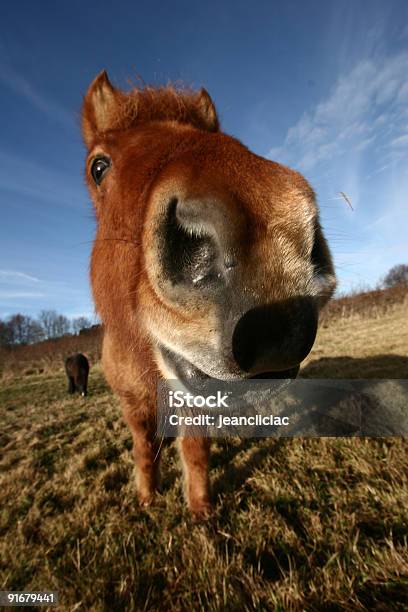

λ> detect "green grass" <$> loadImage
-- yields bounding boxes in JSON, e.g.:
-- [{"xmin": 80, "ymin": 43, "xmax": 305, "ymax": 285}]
[{"xmin": 1, "ymin": 361, "xmax": 407, "ymax": 610}]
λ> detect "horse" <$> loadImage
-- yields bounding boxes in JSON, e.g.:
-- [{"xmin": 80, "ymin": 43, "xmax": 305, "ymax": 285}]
[
  {"xmin": 81, "ymin": 71, "xmax": 336, "ymax": 517},
  {"xmin": 65, "ymin": 353, "xmax": 90, "ymax": 397}
]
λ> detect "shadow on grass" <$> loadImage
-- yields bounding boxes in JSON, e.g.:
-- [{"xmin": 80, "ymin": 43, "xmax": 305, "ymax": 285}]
[
  {"xmin": 212, "ymin": 438, "xmax": 285, "ymax": 499},
  {"xmin": 301, "ymin": 354, "xmax": 408, "ymax": 378},
  {"xmin": 356, "ymin": 580, "xmax": 408, "ymax": 609}
]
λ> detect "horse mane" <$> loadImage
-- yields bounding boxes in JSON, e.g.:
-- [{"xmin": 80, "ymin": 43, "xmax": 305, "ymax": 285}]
[
  {"xmin": 82, "ymin": 72, "xmax": 219, "ymax": 146},
  {"xmin": 121, "ymin": 85, "xmax": 219, "ymax": 130}
]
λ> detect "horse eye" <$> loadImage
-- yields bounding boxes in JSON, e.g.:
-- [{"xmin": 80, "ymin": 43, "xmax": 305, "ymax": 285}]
[{"xmin": 91, "ymin": 156, "xmax": 111, "ymax": 185}]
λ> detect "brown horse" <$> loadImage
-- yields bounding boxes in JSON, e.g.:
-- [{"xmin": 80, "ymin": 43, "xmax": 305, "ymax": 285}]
[
  {"xmin": 65, "ymin": 353, "xmax": 90, "ymax": 397},
  {"xmin": 81, "ymin": 71, "xmax": 336, "ymax": 516}
]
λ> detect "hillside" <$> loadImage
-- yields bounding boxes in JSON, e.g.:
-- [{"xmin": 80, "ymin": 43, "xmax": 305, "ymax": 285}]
[{"xmin": 302, "ymin": 285, "xmax": 408, "ymax": 378}]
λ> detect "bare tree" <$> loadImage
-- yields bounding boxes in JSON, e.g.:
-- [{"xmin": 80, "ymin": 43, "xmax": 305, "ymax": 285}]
[
  {"xmin": 0, "ymin": 319, "xmax": 12, "ymax": 346},
  {"xmin": 39, "ymin": 310, "xmax": 72, "ymax": 338},
  {"xmin": 7, "ymin": 314, "xmax": 26, "ymax": 344},
  {"xmin": 28, "ymin": 319, "xmax": 45, "ymax": 343},
  {"xmin": 39, "ymin": 310, "xmax": 58, "ymax": 339},
  {"xmin": 7, "ymin": 314, "xmax": 44, "ymax": 345},
  {"xmin": 382, "ymin": 264, "xmax": 408, "ymax": 288},
  {"xmin": 72, "ymin": 316, "xmax": 92, "ymax": 334},
  {"xmin": 53, "ymin": 314, "xmax": 71, "ymax": 337}
]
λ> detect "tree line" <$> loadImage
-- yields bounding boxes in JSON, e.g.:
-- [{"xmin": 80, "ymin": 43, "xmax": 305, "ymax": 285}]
[
  {"xmin": 381, "ymin": 264, "xmax": 408, "ymax": 289},
  {"xmin": 0, "ymin": 310, "xmax": 94, "ymax": 346}
]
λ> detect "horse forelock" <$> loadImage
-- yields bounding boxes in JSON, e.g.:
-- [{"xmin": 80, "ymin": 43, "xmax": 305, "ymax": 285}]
[{"xmin": 121, "ymin": 86, "xmax": 219, "ymax": 131}]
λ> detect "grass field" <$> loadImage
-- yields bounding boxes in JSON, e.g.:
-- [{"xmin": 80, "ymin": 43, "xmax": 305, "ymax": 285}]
[{"xmin": 1, "ymin": 299, "xmax": 407, "ymax": 610}]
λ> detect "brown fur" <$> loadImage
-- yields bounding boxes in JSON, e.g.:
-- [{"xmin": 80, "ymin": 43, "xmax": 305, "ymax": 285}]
[{"xmin": 82, "ymin": 71, "xmax": 336, "ymax": 516}]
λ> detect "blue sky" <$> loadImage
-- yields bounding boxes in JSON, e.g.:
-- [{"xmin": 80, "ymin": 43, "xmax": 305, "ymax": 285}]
[{"xmin": 1, "ymin": 0, "xmax": 407, "ymax": 320}]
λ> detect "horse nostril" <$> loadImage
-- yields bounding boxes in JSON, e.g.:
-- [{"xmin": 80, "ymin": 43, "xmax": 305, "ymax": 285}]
[
  {"xmin": 232, "ymin": 298, "xmax": 318, "ymax": 374},
  {"xmin": 161, "ymin": 197, "xmax": 222, "ymax": 288}
]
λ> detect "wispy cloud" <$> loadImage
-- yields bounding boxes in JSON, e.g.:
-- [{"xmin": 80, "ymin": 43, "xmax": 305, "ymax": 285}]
[
  {"xmin": 268, "ymin": 52, "xmax": 408, "ymax": 173},
  {"xmin": 0, "ymin": 270, "xmax": 94, "ymax": 319},
  {"xmin": 0, "ymin": 270, "xmax": 46, "ymax": 300},
  {"xmin": 0, "ymin": 291, "xmax": 46, "ymax": 299},
  {"xmin": 0, "ymin": 270, "xmax": 41, "ymax": 283},
  {"xmin": 0, "ymin": 148, "xmax": 87, "ymax": 210},
  {"xmin": 0, "ymin": 56, "xmax": 74, "ymax": 128},
  {"xmin": 390, "ymin": 134, "xmax": 408, "ymax": 147}
]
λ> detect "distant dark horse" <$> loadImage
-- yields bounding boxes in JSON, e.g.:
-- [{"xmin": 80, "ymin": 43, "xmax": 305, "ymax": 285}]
[{"xmin": 65, "ymin": 354, "xmax": 90, "ymax": 397}]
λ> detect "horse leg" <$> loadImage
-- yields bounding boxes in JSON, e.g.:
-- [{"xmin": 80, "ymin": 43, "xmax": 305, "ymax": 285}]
[
  {"xmin": 178, "ymin": 437, "xmax": 211, "ymax": 517},
  {"xmin": 123, "ymin": 405, "xmax": 161, "ymax": 506},
  {"xmin": 68, "ymin": 377, "xmax": 75, "ymax": 394}
]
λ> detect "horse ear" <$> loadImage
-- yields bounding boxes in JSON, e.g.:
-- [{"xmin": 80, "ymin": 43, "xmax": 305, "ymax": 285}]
[
  {"xmin": 196, "ymin": 88, "xmax": 219, "ymax": 132},
  {"xmin": 82, "ymin": 71, "xmax": 122, "ymax": 147}
]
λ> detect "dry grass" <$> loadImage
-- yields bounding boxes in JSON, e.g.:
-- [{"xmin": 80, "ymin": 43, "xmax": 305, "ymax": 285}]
[
  {"xmin": 302, "ymin": 294, "xmax": 408, "ymax": 379},
  {"xmin": 1, "ymin": 293, "xmax": 408, "ymax": 610},
  {"xmin": 321, "ymin": 284, "xmax": 408, "ymax": 323}
]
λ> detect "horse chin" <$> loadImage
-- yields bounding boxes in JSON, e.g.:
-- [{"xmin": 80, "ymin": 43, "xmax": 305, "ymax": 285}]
[{"xmin": 157, "ymin": 344, "xmax": 300, "ymax": 388}]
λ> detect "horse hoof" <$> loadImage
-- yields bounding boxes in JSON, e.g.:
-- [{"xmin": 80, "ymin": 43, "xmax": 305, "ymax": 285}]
[
  {"xmin": 139, "ymin": 494, "xmax": 154, "ymax": 507},
  {"xmin": 190, "ymin": 502, "xmax": 212, "ymax": 521}
]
